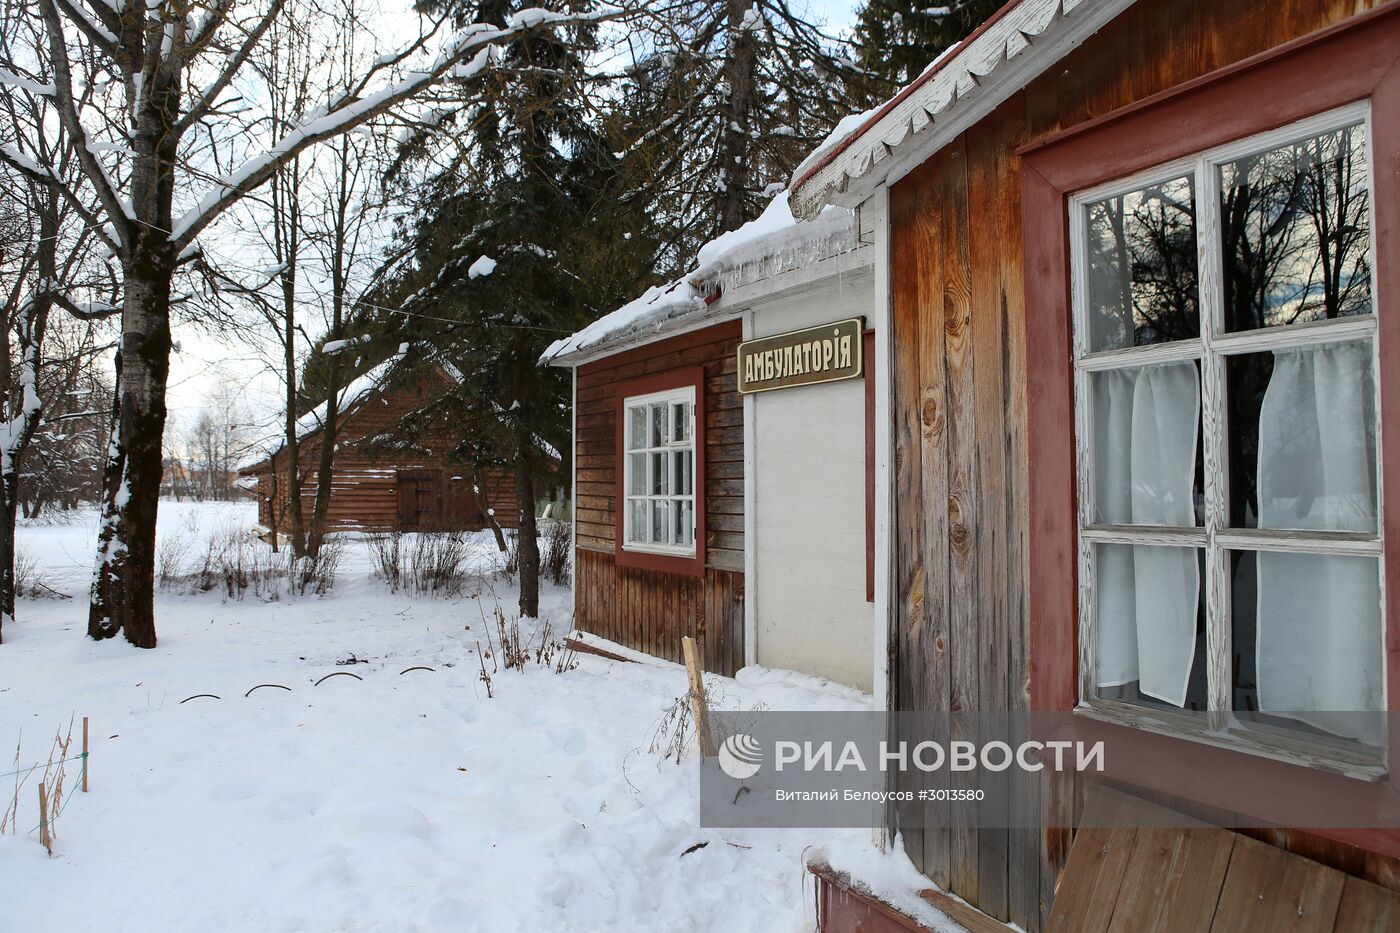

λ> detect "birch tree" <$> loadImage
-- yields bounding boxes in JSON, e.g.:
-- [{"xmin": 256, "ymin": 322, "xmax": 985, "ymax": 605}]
[
  {"xmin": 0, "ymin": 0, "xmax": 620, "ymax": 647},
  {"xmin": 0, "ymin": 0, "xmax": 117, "ymax": 638}
]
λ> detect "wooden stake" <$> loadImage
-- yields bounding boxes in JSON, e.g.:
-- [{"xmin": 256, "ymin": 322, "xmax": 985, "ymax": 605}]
[
  {"xmin": 81, "ymin": 717, "xmax": 89, "ymax": 793},
  {"xmin": 38, "ymin": 782, "xmax": 51, "ymax": 855},
  {"xmin": 681, "ymin": 636, "xmax": 717, "ymax": 758}
]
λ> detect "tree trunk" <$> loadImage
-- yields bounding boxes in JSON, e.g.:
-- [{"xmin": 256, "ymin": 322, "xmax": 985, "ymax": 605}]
[
  {"xmin": 88, "ymin": 256, "xmax": 173, "ymax": 649},
  {"xmin": 474, "ymin": 463, "xmax": 508, "ymax": 552},
  {"xmin": 307, "ymin": 383, "xmax": 338, "ymax": 557},
  {"xmin": 308, "ymin": 136, "xmax": 356, "ymax": 558},
  {"xmin": 282, "ymin": 296, "xmax": 307, "ymax": 557},
  {"xmin": 515, "ymin": 458, "xmax": 539, "ymax": 618},
  {"xmin": 274, "ymin": 161, "xmax": 307, "ymax": 557},
  {"xmin": 267, "ymin": 467, "xmax": 280, "ymax": 552},
  {"xmin": 0, "ymin": 195, "xmax": 57, "ymax": 635},
  {"xmin": 718, "ymin": 0, "xmax": 757, "ymax": 234},
  {"xmin": 88, "ymin": 351, "xmax": 124, "ymax": 640}
]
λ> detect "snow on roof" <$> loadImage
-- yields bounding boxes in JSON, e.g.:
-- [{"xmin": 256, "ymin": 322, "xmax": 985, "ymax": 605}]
[
  {"xmin": 788, "ymin": 0, "xmax": 1138, "ymax": 219},
  {"xmin": 542, "ymin": 191, "xmax": 856, "ymax": 365},
  {"xmin": 789, "ymin": 43, "xmax": 963, "ymax": 189},
  {"xmin": 236, "ymin": 348, "xmax": 407, "ymax": 471}
]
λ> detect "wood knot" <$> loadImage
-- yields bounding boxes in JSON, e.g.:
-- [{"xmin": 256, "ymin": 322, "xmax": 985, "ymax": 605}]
[
  {"xmin": 921, "ymin": 397, "xmax": 941, "ymax": 431},
  {"xmin": 949, "ymin": 524, "xmax": 970, "ymax": 552}
]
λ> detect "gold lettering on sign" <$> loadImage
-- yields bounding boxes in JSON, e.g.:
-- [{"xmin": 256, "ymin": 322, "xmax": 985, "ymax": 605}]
[{"xmin": 736, "ymin": 318, "xmax": 865, "ymax": 394}]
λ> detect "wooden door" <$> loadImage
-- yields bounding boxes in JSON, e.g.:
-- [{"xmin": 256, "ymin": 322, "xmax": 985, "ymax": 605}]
[
  {"xmin": 443, "ymin": 474, "xmax": 484, "ymax": 530},
  {"xmin": 396, "ymin": 470, "xmax": 441, "ymax": 530}
]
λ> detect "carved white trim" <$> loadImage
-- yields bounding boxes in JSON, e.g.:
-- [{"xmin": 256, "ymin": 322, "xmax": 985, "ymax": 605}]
[{"xmin": 789, "ymin": 0, "xmax": 1140, "ymax": 219}]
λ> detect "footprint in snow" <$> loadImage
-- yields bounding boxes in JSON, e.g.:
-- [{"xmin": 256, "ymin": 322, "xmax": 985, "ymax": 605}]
[{"xmin": 547, "ymin": 726, "xmax": 586, "ymax": 756}]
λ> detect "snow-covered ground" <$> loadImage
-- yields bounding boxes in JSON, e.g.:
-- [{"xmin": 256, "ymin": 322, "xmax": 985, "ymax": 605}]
[{"xmin": 0, "ymin": 500, "xmax": 945, "ymax": 932}]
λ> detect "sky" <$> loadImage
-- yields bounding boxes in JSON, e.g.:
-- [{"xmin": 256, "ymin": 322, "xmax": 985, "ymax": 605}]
[{"xmin": 165, "ymin": 0, "xmax": 866, "ymax": 453}]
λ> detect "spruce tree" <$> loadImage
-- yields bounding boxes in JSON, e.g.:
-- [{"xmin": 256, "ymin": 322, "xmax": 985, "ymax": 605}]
[
  {"xmin": 616, "ymin": 1, "xmax": 861, "ymax": 267},
  {"xmin": 366, "ymin": 0, "xmax": 659, "ymax": 617},
  {"xmin": 853, "ymin": 0, "xmax": 1004, "ymax": 90}
]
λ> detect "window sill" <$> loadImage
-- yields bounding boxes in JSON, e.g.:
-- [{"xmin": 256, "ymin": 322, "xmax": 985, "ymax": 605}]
[
  {"xmin": 1073, "ymin": 698, "xmax": 1387, "ymax": 783},
  {"xmin": 622, "ymin": 543, "xmax": 697, "ymax": 559}
]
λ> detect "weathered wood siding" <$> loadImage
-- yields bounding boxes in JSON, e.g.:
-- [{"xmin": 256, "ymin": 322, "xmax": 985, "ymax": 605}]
[
  {"xmin": 248, "ymin": 370, "xmax": 520, "ymax": 534},
  {"xmin": 574, "ymin": 322, "xmax": 745, "ymax": 674},
  {"xmin": 887, "ymin": 1, "xmax": 1387, "ymax": 929}
]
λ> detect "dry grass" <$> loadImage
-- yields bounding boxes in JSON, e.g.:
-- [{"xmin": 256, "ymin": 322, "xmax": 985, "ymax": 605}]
[
  {"xmin": 541, "ymin": 519, "xmax": 571, "ymax": 586},
  {"xmin": 3, "ymin": 720, "xmax": 76, "ymax": 855},
  {"xmin": 366, "ymin": 531, "xmax": 483, "ymax": 597},
  {"xmin": 156, "ymin": 519, "xmax": 342, "ymax": 599}
]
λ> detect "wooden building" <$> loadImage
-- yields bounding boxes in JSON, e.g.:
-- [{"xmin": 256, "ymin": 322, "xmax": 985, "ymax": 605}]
[
  {"xmin": 239, "ymin": 357, "xmax": 520, "ymax": 535},
  {"xmin": 544, "ymin": 194, "xmax": 877, "ymax": 683},
  {"xmin": 788, "ymin": 0, "xmax": 1400, "ymax": 928}
]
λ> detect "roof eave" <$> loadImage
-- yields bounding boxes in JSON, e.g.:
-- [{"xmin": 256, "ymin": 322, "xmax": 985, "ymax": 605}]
[
  {"xmin": 544, "ymin": 240, "xmax": 875, "ymax": 369},
  {"xmin": 789, "ymin": 0, "xmax": 1139, "ymax": 219}
]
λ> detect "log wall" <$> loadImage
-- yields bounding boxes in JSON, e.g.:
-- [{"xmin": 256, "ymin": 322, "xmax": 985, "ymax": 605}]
[
  {"xmin": 247, "ymin": 369, "xmax": 520, "ymax": 534},
  {"xmin": 886, "ymin": 1, "xmax": 1388, "ymax": 929},
  {"xmin": 573, "ymin": 322, "xmax": 746, "ymax": 674}
]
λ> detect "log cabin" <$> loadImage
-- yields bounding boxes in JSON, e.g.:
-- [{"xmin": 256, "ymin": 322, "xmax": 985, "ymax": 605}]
[
  {"xmin": 785, "ymin": 0, "xmax": 1400, "ymax": 929},
  {"xmin": 239, "ymin": 355, "xmax": 521, "ymax": 536},
  {"xmin": 543, "ymin": 193, "xmax": 877, "ymax": 684}
]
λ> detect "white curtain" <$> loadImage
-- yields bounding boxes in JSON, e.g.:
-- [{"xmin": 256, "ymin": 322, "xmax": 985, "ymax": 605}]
[
  {"xmin": 1093, "ymin": 361, "xmax": 1200, "ymax": 706},
  {"xmin": 1256, "ymin": 342, "xmax": 1381, "ymax": 740}
]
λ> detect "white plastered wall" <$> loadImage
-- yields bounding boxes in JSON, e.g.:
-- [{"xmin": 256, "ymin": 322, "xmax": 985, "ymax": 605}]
[{"xmin": 749, "ymin": 274, "xmax": 875, "ymax": 692}]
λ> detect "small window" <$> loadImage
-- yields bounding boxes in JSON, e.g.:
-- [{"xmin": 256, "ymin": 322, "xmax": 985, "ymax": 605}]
[
  {"xmin": 1070, "ymin": 106, "xmax": 1382, "ymax": 754},
  {"xmin": 622, "ymin": 386, "xmax": 697, "ymax": 556}
]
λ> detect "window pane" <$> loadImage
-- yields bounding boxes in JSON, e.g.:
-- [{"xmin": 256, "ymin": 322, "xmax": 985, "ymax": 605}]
[
  {"xmin": 650, "ymin": 403, "xmax": 666, "ymax": 447},
  {"xmin": 1220, "ymin": 123, "xmax": 1371, "ymax": 332},
  {"xmin": 1092, "ymin": 543, "xmax": 1207, "ymax": 710},
  {"xmin": 651, "ymin": 499, "xmax": 670, "ymax": 545},
  {"xmin": 1230, "ymin": 549, "xmax": 1381, "ymax": 744},
  {"xmin": 628, "ymin": 453, "xmax": 646, "ymax": 496},
  {"xmin": 672, "ymin": 401, "xmax": 690, "ymax": 443},
  {"xmin": 650, "ymin": 452, "xmax": 669, "ymax": 495},
  {"xmin": 1084, "ymin": 175, "xmax": 1200, "ymax": 351},
  {"xmin": 1090, "ymin": 361, "xmax": 1203, "ymax": 526},
  {"xmin": 672, "ymin": 450, "xmax": 692, "ymax": 496},
  {"xmin": 675, "ymin": 500, "xmax": 694, "ymax": 549},
  {"xmin": 1225, "ymin": 342, "xmax": 1376, "ymax": 532},
  {"xmin": 629, "ymin": 406, "xmax": 647, "ymax": 450},
  {"xmin": 628, "ymin": 500, "xmax": 646, "ymax": 544}
]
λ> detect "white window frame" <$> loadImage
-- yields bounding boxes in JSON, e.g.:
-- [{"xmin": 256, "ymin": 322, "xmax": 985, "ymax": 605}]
[
  {"xmin": 621, "ymin": 385, "xmax": 697, "ymax": 557},
  {"xmin": 1068, "ymin": 101, "xmax": 1387, "ymax": 779}
]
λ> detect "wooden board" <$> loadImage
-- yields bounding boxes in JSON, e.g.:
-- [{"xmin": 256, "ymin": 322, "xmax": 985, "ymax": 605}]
[
  {"xmin": 574, "ymin": 322, "xmax": 744, "ymax": 572},
  {"xmin": 573, "ymin": 547, "xmax": 744, "ymax": 676},
  {"xmin": 883, "ymin": 2, "xmax": 1393, "ymax": 929},
  {"xmin": 1044, "ymin": 786, "xmax": 1400, "ymax": 933}
]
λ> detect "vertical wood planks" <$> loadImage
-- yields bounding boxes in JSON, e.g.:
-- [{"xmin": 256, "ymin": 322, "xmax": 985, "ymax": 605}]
[
  {"xmin": 939, "ymin": 141, "xmax": 981, "ymax": 905},
  {"xmin": 968, "ymin": 103, "xmax": 1015, "ymax": 923},
  {"xmin": 890, "ymin": 143, "xmax": 930, "ymax": 878},
  {"xmin": 573, "ymin": 547, "xmax": 742, "ymax": 676}
]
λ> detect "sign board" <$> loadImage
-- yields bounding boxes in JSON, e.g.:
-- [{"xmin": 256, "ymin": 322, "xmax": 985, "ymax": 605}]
[{"xmin": 736, "ymin": 317, "xmax": 864, "ymax": 394}]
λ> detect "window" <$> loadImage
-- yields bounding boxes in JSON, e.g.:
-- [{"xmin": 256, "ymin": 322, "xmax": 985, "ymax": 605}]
[
  {"xmin": 1070, "ymin": 105, "xmax": 1383, "ymax": 754},
  {"xmin": 622, "ymin": 386, "xmax": 697, "ymax": 555}
]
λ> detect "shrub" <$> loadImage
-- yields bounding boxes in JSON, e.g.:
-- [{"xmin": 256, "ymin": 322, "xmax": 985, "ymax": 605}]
[
  {"xmin": 157, "ymin": 518, "xmax": 340, "ymax": 600},
  {"xmin": 366, "ymin": 531, "xmax": 479, "ymax": 597},
  {"xmin": 541, "ymin": 519, "xmax": 571, "ymax": 586}
]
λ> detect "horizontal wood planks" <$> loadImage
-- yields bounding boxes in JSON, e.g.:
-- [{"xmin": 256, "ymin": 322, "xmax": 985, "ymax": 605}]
[
  {"xmin": 253, "ymin": 465, "xmax": 519, "ymax": 534},
  {"xmin": 571, "ymin": 322, "xmax": 746, "ymax": 675},
  {"xmin": 248, "ymin": 368, "xmax": 520, "ymax": 534},
  {"xmin": 1044, "ymin": 786, "xmax": 1400, "ymax": 933},
  {"xmin": 575, "ymin": 322, "xmax": 745, "ymax": 572},
  {"xmin": 885, "ymin": 1, "xmax": 1388, "ymax": 930}
]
